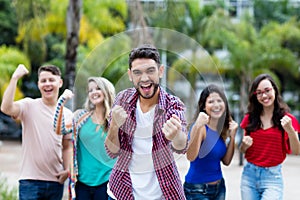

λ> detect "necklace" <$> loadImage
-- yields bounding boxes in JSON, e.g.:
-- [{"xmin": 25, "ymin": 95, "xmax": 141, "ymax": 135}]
[{"xmin": 93, "ymin": 112, "xmax": 104, "ymax": 132}]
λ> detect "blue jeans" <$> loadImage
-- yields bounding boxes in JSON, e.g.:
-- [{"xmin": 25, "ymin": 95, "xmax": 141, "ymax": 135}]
[
  {"xmin": 184, "ymin": 178, "xmax": 226, "ymax": 200},
  {"xmin": 19, "ymin": 179, "xmax": 64, "ymax": 200},
  {"xmin": 75, "ymin": 180, "xmax": 108, "ymax": 200},
  {"xmin": 241, "ymin": 162, "xmax": 283, "ymax": 200}
]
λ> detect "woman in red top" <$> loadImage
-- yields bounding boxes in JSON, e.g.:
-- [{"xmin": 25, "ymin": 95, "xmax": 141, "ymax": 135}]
[{"xmin": 240, "ymin": 73, "xmax": 300, "ymax": 200}]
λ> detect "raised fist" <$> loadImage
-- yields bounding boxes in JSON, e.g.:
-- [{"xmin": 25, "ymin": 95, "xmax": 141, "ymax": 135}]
[
  {"xmin": 61, "ymin": 89, "xmax": 74, "ymax": 100},
  {"xmin": 12, "ymin": 64, "xmax": 29, "ymax": 79}
]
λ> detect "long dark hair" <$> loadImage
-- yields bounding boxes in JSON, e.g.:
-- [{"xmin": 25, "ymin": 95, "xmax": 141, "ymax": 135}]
[
  {"xmin": 190, "ymin": 84, "xmax": 231, "ymax": 140},
  {"xmin": 246, "ymin": 74, "xmax": 289, "ymax": 135}
]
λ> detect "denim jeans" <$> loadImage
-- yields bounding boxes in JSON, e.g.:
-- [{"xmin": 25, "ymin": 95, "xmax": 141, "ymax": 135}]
[
  {"xmin": 184, "ymin": 178, "xmax": 226, "ymax": 200},
  {"xmin": 241, "ymin": 162, "xmax": 283, "ymax": 200},
  {"xmin": 75, "ymin": 180, "xmax": 108, "ymax": 200},
  {"xmin": 19, "ymin": 179, "xmax": 64, "ymax": 200}
]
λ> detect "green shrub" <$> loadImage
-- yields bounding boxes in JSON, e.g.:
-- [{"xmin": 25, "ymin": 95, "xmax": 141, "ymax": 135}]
[{"xmin": 0, "ymin": 174, "xmax": 18, "ymax": 200}]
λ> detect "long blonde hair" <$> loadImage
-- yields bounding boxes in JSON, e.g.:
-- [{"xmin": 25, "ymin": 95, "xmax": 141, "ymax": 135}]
[{"xmin": 83, "ymin": 77, "xmax": 115, "ymax": 131}]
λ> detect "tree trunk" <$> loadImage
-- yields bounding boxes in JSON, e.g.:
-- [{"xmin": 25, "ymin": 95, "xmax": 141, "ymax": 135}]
[
  {"xmin": 238, "ymin": 70, "xmax": 251, "ymax": 166},
  {"xmin": 65, "ymin": 0, "xmax": 82, "ymax": 90},
  {"xmin": 128, "ymin": 0, "xmax": 152, "ymax": 46},
  {"xmin": 240, "ymin": 71, "xmax": 250, "ymax": 117}
]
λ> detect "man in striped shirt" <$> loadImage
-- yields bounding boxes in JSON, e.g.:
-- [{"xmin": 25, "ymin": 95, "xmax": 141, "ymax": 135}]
[{"xmin": 105, "ymin": 44, "xmax": 188, "ymax": 200}]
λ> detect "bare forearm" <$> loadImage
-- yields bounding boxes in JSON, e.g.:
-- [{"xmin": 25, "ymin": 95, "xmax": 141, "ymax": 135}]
[
  {"xmin": 186, "ymin": 125, "xmax": 203, "ymax": 161},
  {"xmin": 172, "ymin": 131, "xmax": 187, "ymax": 151},
  {"xmin": 239, "ymin": 142, "xmax": 248, "ymax": 154},
  {"xmin": 287, "ymin": 130, "xmax": 300, "ymax": 155},
  {"xmin": 62, "ymin": 139, "xmax": 72, "ymax": 171},
  {"xmin": 1, "ymin": 77, "xmax": 18, "ymax": 116},
  {"xmin": 105, "ymin": 123, "xmax": 120, "ymax": 154},
  {"xmin": 222, "ymin": 136, "xmax": 235, "ymax": 165}
]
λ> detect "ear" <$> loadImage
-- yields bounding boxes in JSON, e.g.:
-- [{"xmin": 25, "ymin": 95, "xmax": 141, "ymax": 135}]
[
  {"xmin": 127, "ymin": 68, "xmax": 132, "ymax": 82},
  {"xmin": 59, "ymin": 78, "xmax": 63, "ymax": 88},
  {"xmin": 158, "ymin": 65, "xmax": 164, "ymax": 78}
]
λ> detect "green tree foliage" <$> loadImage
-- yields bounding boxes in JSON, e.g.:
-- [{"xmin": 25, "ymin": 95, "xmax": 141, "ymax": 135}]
[
  {"xmin": 9, "ymin": 0, "xmax": 128, "ymax": 97},
  {"xmin": 0, "ymin": 46, "xmax": 30, "ymax": 101},
  {"xmin": 254, "ymin": 0, "xmax": 300, "ymax": 29},
  {"xmin": 221, "ymin": 16, "xmax": 299, "ymax": 114},
  {"xmin": 0, "ymin": 0, "xmax": 18, "ymax": 45},
  {"xmin": 83, "ymin": 0, "xmax": 127, "ymax": 36}
]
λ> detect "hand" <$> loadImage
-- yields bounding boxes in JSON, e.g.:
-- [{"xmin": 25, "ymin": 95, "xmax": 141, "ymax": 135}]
[
  {"xmin": 229, "ymin": 120, "xmax": 238, "ymax": 137},
  {"xmin": 12, "ymin": 64, "xmax": 29, "ymax": 79},
  {"xmin": 162, "ymin": 114, "xmax": 182, "ymax": 141},
  {"xmin": 56, "ymin": 169, "xmax": 69, "ymax": 184},
  {"xmin": 242, "ymin": 135, "xmax": 253, "ymax": 149},
  {"xmin": 111, "ymin": 105, "xmax": 127, "ymax": 128},
  {"xmin": 195, "ymin": 112, "xmax": 209, "ymax": 127},
  {"xmin": 280, "ymin": 115, "xmax": 294, "ymax": 132},
  {"xmin": 61, "ymin": 89, "xmax": 74, "ymax": 100}
]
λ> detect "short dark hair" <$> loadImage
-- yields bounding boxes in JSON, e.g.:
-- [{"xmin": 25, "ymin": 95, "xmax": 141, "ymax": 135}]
[
  {"xmin": 128, "ymin": 44, "xmax": 161, "ymax": 69},
  {"xmin": 38, "ymin": 65, "xmax": 61, "ymax": 77}
]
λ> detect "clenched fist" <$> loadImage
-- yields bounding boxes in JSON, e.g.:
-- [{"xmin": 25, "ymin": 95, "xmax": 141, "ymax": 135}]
[
  {"xmin": 162, "ymin": 114, "xmax": 182, "ymax": 141},
  {"xmin": 61, "ymin": 89, "xmax": 74, "ymax": 100},
  {"xmin": 111, "ymin": 105, "xmax": 128, "ymax": 128},
  {"xmin": 12, "ymin": 64, "xmax": 29, "ymax": 79}
]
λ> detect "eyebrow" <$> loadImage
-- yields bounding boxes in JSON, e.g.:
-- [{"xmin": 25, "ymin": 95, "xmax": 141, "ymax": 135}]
[
  {"xmin": 132, "ymin": 66, "xmax": 156, "ymax": 71},
  {"xmin": 256, "ymin": 87, "xmax": 272, "ymax": 90}
]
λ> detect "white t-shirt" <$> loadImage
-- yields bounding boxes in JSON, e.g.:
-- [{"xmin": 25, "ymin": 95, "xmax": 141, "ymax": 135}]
[{"xmin": 128, "ymin": 100, "xmax": 163, "ymax": 200}]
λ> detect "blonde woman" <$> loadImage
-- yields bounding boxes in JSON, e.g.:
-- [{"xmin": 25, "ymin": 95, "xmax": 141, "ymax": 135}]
[{"xmin": 54, "ymin": 77, "xmax": 116, "ymax": 200}]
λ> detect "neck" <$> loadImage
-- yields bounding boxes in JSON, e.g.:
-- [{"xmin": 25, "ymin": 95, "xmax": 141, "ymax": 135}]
[
  {"xmin": 42, "ymin": 98, "xmax": 57, "ymax": 108},
  {"xmin": 139, "ymin": 89, "xmax": 159, "ymax": 113},
  {"xmin": 93, "ymin": 106, "xmax": 105, "ymax": 121},
  {"xmin": 208, "ymin": 118, "xmax": 219, "ymax": 131},
  {"xmin": 262, "ymin": 105, "xmax": 274, "ymax": 116}
]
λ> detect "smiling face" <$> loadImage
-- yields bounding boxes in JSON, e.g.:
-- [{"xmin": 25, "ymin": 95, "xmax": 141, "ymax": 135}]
[
  {"xmin": 88, "ymin": 80, "xmax": 104, "ymax": 106},
  {"xmin": 255, "ymin": 79, "xmax": 275, "ymax": 108},
  {"xmin": 38, "ymin": 71, "xmax": 62, "ymax": 103},
  {"xmin": 205, "ymin": 92, "xmax": 225, "ymax": 120},
  {"xmin": 128, "ymin": 58, "xmax": 164, "ymax": 100}
]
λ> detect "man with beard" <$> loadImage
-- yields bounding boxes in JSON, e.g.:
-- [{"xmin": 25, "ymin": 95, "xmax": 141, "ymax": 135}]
[{"xmin": 105, "ymin": 44, "xmax": 188, "ymax": 200}]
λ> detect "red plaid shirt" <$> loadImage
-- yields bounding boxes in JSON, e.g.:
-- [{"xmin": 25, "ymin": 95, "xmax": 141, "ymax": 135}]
[{"xmin": 106, "ymin": 87, "xmax": 187, "ymax": 200}]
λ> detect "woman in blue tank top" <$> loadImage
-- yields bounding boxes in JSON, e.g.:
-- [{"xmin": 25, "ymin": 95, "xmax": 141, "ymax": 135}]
[{"xmin": 184, "ymin": 84, "xmax": 238, "ymax": 200}]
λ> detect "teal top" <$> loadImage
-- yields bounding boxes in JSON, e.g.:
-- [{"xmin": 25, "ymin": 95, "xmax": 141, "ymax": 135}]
[{"xmin": 77, "ymin": 117, "xmax": 116, "ymax": 186}]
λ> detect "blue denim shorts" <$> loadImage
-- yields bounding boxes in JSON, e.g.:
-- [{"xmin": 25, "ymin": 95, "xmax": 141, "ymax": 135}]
[
  {"xmin": 19, "ymin": 179, "xmax": 64, "ymax": 200},
  {"xmin": 184, "ymin": 178, "xmax": 226, "ymax": 200},
  {"xmin": 240, "ymin": 162, "xmax": 283, "ymax": 200}
]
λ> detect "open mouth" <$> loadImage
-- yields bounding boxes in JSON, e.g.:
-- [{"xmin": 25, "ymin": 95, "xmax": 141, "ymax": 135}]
[
  {"xmin": 212, "ymin": 109, "xmax": 222, "ymax": 114},
  {"xmin": 92, "ymin": 95, "xmax": 100, "ymax": 100},
  {"xmin": 44, "ymin": 88, "xmax": 53, "ymax": 93},
  {"xmin": 140, "ymin": 83, "xmax": 153, "ymax": 92}
]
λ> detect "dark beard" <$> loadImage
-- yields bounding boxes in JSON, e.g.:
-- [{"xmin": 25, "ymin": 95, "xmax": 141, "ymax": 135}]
[{"xmin": 136, "ymin": 83, "xmax": 159, "ymax": 99}]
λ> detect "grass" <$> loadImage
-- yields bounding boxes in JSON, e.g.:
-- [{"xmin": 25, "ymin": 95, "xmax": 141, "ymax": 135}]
[{"xmin": 0, "ymin": 174, "xmax": 18, "ymax": 200}]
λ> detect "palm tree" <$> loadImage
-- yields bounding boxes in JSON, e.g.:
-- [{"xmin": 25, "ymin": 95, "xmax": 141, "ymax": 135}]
[{"xmin": 65, "ymin": 0, "xmax": 82, "ymax": 90}]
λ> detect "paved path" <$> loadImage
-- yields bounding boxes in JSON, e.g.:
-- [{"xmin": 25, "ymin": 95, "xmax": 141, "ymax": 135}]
[
  {"xmin": 0, "ymin": 140, "xmax": 299, "ymax": 199},
  {"xmin": 175, "ymin": 149, "xmax": 300, "ymax": 200}
]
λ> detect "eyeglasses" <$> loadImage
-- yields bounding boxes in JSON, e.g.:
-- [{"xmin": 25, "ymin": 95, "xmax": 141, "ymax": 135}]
[{"xmin": 253, "ymin": 87, "xmax": 273, "ymax": 98}]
